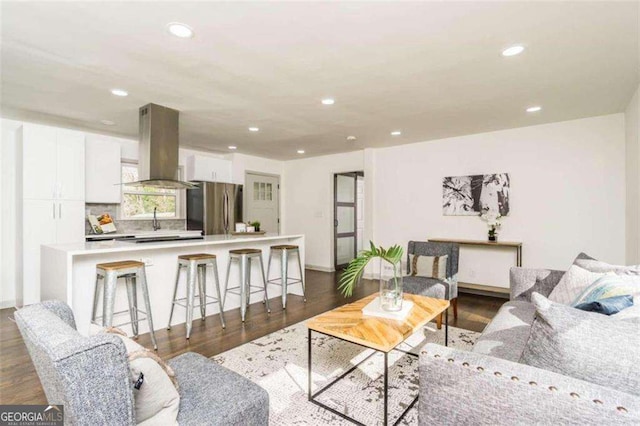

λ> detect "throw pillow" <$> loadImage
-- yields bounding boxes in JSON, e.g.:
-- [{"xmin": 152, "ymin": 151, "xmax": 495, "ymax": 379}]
[
  {"xmin": 520, "ymin": 293, "xmax": 640, "ymax": 397},
  {"xmin": 574, "ymin": 295, "xmax": 634, "ymax": 315},
  {"xmin": 409, "ymin": 254, "xmax": 448, "ymax": 279},
  {"xmin": 547, "ymin": 264, "xmax": 609, "ymax": 304},
  {"xmin": 571, "ymin": 274, "xmax": 640, "ymax": 306},
  {"xmin": 575, "ymin": 257, "xmax": 640, "ymax": 275},
  {"xmin": 91, "ymin": 326, "xmax": 180, "ymax": 425}
]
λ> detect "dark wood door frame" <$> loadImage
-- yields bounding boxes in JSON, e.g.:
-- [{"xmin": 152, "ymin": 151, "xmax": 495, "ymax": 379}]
[{"xmin": 334, "ymin": 171, "xmax": 364, "ymax": 270}]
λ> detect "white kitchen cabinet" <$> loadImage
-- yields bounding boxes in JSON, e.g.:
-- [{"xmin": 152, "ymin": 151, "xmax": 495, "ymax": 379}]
[
  {"xmin": 22, "ymin": 199, "xmax": 57, "ymax": 305},
  {"xmin": 186, "ymin": 155, "xmax": 232, "ymax": 182},
  {"xmin": 85, "ymin": 135, "xmax": 122, "ymax": 203},
  {"xmin": 22, "ymin": 124, "xmax": 57, "ymax": 200},
  {"xmin": 21, "ymin": 123, "xmax": 86, "ymax": 305},
  {"xmin": 22, "ymin": 199, "xmax": 85, "ymax": 305},
  {"xmin": 56, "ymin": 200, "xmax": 85, "ymax": 244},
  {"xmin": 56, "ymin": 129, "xmax": 85, "ymax": 201},
  {"xmin": 23, "ymin": 123, "xmax": 85, "ymax": 201}
]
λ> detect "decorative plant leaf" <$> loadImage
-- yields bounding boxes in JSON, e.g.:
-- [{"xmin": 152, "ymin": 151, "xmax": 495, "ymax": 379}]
[{"xmin": 338, "ymin": 241, "xmax": 404, "ymax": 297}]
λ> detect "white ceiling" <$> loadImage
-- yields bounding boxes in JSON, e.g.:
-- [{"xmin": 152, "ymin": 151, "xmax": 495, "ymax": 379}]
[{"xmin": 1, "ymin": 1, "xmax": 638, "ymax": 160}]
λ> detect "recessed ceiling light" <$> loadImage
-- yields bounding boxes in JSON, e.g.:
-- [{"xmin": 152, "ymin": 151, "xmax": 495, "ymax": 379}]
[
  {"xmin": 100, "ymin": 120, "xmax": 115, "ymax": 126},
  {"xmin": 297, "ymin": 150, "xmax": 305, "ymax": 154},
  {"xmin": 110, "ymin": 89, "xmax": 128, "ymax": 97},
  {"xmin": 167, "ymin": 22, "xmax": 194, "ymax": 38},
  {"xmin": 502, "ymin": 45, "xmax": 525, "ymax": 57},
  {"xmin": 526, "ymin": 106, "xmax": 542, "ymax": 113},
  {"xmin": 391, "ymin": 131, "xmax": 402, "ymax": 136},
  {"xmin": 248, "ymin": 127, "xmax": 259, "ymax": 132},
  {"xmin": 228, "ymin": 146, "xmax": 237, "ymax": 150},
  {"xmin": 321, "ymin": 98, "xmax": 335, "ymax": 105}
]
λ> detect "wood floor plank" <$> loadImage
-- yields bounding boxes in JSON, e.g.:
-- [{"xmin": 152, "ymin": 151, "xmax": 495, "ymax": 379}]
[{"xmin": 0, "ymin": 270, "xmax": 504, "ymax": 404}]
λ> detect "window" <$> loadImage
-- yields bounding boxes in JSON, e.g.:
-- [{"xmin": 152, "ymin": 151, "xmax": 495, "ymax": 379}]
[
  {"xmin": 120, "ymin": 162, "xmax": 182, "ymax": 219},
  {"xmin": 253, "ymin": 181, "xmax": 273, "ymax": 201}
]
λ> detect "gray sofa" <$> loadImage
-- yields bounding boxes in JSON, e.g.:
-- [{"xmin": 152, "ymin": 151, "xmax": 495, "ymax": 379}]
[
  {"xmin": 15, "ymin": 300, "xmax": 269, "ymax": 425},
  {"xmin": 418, "ymin": 267, "xmax": 640, "ymax": 425}
]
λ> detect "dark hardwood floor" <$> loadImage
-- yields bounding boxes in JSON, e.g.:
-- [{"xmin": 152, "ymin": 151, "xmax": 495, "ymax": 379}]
[{"xmin": 0, "ymin": 270, "xmax": 505, "ymax": 405}]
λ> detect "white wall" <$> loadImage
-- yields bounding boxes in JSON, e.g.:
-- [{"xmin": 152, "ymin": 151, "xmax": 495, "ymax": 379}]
[
  {"xmin": 369, "ymin": 114, "xmax": 625, "ymax": 288},
  {"xmin": 227, "ymin": 153, "xmax": 283, "ymax": 185},
  {"xmin": 1, "ymin": 119, "xmax": 22, "ymax": 308},
  {"xmin": 625, "ymin": 85, "xmax": 640, "ymax": 264},
  {"xmin": 283, "ymin": 151, "xmax": 364, "ymax": 270},
  {"xmin": 283, "ymin": 115, "xmax": 627, "ymax": 290}
]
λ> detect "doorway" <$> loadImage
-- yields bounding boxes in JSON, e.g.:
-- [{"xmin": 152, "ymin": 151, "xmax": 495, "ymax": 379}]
[
  {"xmin": 334, "ymin": 171, "xmax": 364, "ymax": 270},
  {"xmin": 245, "ymin": 172, "xmax": 280, "ymax": 233}
]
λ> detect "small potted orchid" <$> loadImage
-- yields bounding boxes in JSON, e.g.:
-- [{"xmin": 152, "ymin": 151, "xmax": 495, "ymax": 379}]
[{"xmin": 481, "ymin": 211, "xmax": 502, "ymax": 242}]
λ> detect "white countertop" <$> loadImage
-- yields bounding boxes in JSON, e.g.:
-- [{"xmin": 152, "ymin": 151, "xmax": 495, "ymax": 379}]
[{"xmin": 45, "ymin": 233, "xmax": 304, "ymax": 256}]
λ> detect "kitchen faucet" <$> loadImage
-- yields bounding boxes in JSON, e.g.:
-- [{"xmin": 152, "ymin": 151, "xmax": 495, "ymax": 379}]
[{"xmin": 153, "ymin": 207, "xmax": 161, "ymax": 231}]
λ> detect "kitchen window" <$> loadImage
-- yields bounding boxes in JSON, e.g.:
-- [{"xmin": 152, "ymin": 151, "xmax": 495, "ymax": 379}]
[{"xmin": 120, "ymin": 161, "xmax": 184, "ymax": 219}]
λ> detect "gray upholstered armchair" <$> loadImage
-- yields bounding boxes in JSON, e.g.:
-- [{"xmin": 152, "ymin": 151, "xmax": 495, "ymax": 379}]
[
  {"xmin": 14, "ymin": 300, "xmax": 269, "ymax": 425},
  {"xmin": 403, "ymin": 241, "xmax": 459, "ymax": 328}
]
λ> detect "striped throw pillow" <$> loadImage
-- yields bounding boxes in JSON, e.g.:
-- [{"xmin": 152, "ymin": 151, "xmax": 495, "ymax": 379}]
[
  {"xmin": 571, "ymin": 274, "xmax": 640, "ymax": 306},
  {"xmin": 409, "ymin": 254, "xmax": 448, "ymax": 279}
]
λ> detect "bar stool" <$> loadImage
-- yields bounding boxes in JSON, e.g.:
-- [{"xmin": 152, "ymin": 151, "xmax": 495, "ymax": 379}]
[
  {"xmin": 167, "ymin": 253, "xmax": 226, "ymax": 339},
  {"xmin": 223, "ymin": 249, "xmax": 271, "ymax": 322},
  {"xmin": 267, "ymin": 245, "xmax": 306, "ymax": 309},
  {"xmin": 91, "ymin": 260, "xmax": 157, "ymax": 350}
]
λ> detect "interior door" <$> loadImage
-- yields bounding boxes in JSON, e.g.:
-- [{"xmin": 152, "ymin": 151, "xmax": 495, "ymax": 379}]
[
  {"xmin": 334, "ymin": 173, "xmax": 358, "ymax": 270},
  {"xmin": 245, "ymin": 173, "xmax": 279, "ymax": 233}
]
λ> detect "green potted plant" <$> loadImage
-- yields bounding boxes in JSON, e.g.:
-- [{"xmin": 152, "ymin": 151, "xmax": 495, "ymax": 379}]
[
  {"xmin": 338, "ymin": 242, "xmax": 404, "ymax": 311},
  {"xmin": 250, "ymin": 221, "xmax": 261, "ymax": 232}
]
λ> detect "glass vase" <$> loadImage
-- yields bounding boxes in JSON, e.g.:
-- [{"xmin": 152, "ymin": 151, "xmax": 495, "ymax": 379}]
[{"xmin": 379, "ymin": 260, "xmax": 404, "ymax": 312}]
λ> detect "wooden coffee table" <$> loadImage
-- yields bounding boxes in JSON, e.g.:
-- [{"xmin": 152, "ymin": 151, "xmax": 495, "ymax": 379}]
[{"xmin": 307, "ymin": 293, "xmax": 450, "ymax": 425}]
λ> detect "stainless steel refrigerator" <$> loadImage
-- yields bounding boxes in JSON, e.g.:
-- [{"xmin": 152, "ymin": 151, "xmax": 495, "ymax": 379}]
[{"xmin": 186, "ymin": 182, "xmax": 243, "ymax": 235}]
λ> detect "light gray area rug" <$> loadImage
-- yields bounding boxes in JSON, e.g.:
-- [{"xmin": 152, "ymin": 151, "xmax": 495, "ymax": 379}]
[{"xmin": 213, "ymin": 320, "xmax": 479, "ymax": 425}]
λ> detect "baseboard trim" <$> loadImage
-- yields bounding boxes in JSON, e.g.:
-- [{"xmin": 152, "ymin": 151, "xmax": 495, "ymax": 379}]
[
  {"xmin": 306, "ymin": 264, "xmax": 335, "ymax": 273},
  {"xmin": 0, "ymin": 300, "xmax": 17, "ymax": 310},
  {"xmin": 459, "ymin": 283, "xmax": 510, "ymax": 299}
]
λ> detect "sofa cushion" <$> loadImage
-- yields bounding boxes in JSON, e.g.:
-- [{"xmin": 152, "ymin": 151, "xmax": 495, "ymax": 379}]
[
  {"xmin": 575, "ymin": 295, "xmax": 634, "ymax": 315},
  {"xmin": 548, "ymin": 264, "xmax": 609, "ymax": 304},
  {"xmin": 472, "ymin": 300, "xmax": 536, "ymax": 362},
  {"xmin": 521, "ymin": 293, "xmax": 640, "ymax": 397},
  {"xmin": 168, "ymin": 352, "xmax": 269, "ymax": 426},
  {"xmin": 403, "ymin": 276, "xmax": 452, "ymax": 299}
]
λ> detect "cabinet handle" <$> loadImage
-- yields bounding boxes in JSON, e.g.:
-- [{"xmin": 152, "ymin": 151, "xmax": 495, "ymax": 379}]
[
  {"xmin": 52, "ymin": 203, "xmax": 56, "ymax": 219},
  {"xmin": 59, "ymin": 203, "xmax": 62, "ymax": 218}
]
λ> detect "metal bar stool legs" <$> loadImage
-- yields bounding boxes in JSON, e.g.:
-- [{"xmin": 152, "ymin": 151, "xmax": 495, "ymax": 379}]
[
  {"xmin": 137, "ymin": 265, "xmax": 157, "ymax": 350},
  {"xmin": 91, "ymin": 260, "xmax": 157, "ymax": 350},
  {"xmin": 267, "ymin": 245, "xmax": 306, "ymax": 309},
  {"xmin": 168, "ymin": 254, "xmax": 226, "ymax": 339},
  {"xmin": 223, "ymin": 249, "xmax": 271, "ymax": 322}
]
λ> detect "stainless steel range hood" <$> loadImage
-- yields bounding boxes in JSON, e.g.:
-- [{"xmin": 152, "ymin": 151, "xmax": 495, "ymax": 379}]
[{"xmin": 128, "ymin": 103, "xmax": 197, "ymax": 189}]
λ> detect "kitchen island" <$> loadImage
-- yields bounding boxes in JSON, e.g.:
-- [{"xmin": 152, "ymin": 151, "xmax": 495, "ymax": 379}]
[{"xmin": 42, "ymin": 233, "xmax": 305, "ymax": 335}]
